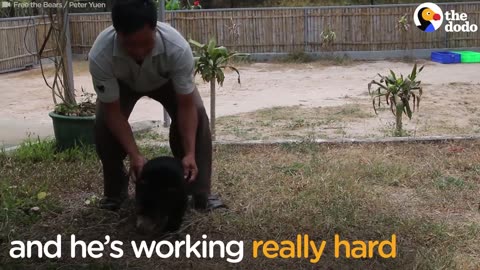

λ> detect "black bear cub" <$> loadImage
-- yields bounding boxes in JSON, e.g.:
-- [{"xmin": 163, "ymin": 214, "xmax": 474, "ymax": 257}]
[{"xmin": 135, "ymin": 156, "xmax": 188, "ymax": 235}]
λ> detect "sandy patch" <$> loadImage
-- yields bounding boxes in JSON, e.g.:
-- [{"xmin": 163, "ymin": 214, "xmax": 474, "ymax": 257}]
[{"xmin": 0, "ymin": 59, "xmax": 479, "ymax": 147}]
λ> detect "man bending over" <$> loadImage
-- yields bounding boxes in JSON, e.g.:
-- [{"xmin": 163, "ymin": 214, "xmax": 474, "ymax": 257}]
[{"xmin": 89, "ymin": 0, "xmax": 223, "ymax": 211}]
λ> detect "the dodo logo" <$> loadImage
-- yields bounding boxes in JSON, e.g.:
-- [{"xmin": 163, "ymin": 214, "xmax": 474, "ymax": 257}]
[
  {"xmin": 414, "ymin": 3, "xmax": 443, "ymax": 32},
  {"xmin": 414, "ymin": 2, "xmax": 478, "ymax": 33}
]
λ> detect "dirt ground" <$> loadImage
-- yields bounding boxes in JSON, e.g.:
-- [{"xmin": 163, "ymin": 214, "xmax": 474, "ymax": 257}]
[
  {"xmin": 2, "ymin": 141, "xmax": 480, "ymax": 269},
  {"xmin": 0, "ymin": 59, "xmax": 479, "ymax": 147}
]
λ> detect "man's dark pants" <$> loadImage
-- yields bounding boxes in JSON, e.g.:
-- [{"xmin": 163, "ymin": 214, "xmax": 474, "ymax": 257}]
[{"xmin": 94, "ymin": 80, "xmax": 212, "ymax": 206}]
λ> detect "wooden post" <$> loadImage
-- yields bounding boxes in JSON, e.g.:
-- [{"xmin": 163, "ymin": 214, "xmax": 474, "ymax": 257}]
[
  {"xmin": 32, "ymin": 16, "xmax": 39, "ymax": 65},
  {"xmin": 158, "ymin": 0, "xmax": 165, "ymax": 21},
  {"xmin": 158, "ymin": 0, "xmax": 171, "ymax": 127}
]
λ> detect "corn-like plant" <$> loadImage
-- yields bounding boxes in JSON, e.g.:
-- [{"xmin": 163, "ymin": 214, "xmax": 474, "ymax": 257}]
[
  {"xmin": 225, "ymin": 17, "xmax": 241, "ymax": 52},
  {"xmin": 368, "ymin": 64, "xmax": 424, "ymax": 136},
  {"xmin": 189, "ymin": 38, "xmax": 248, "ymax": 140},
  {"xmin": 320, "ymin": 26, "xmax": 336, "ymax": 51},
  {"xmin": 397, "ymin": 14, "xmax": 411, "ymax": 32}
]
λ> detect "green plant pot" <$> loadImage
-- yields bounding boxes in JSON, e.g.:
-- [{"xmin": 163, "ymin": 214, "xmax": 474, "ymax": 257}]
[{"xmin": 49, "ymin": 112, "xmax": 96, "ymax": 150}]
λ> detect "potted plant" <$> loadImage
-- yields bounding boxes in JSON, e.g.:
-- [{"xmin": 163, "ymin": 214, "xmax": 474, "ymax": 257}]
[
  {"xmin": 48, "ymin": 89, "xmax": 96, "ymax": 150},
  {"xmin": 189, "ymin": 38, "xmax": 248, "ymax": 140},
  {"xmin": 39, "ymin": 1, "xmax": 96, "ymax": 150}
]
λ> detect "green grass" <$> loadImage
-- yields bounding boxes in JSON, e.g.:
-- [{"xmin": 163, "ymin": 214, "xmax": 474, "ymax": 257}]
[
  {"xmin": 10, "ymin": 138, "xmax": 98, "ymax": 163},
  {"xmin": 0, "ymin": 178, "xmax": 58, "ymax": 230},
  {"xmin": 435, "ymin": 176, "xmax": 470, "ymax": 190},
  {"xmin": 1, "ymin": 140, "xmax": 480, "ymax": 269},
  {"xmin": 7, "ymin": 137, "xmax": 172, "ymax": 162}
]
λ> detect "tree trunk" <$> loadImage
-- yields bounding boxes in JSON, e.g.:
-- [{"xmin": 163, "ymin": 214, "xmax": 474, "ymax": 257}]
[
  {"xmin": 210, "ymin": 80, "xmax": 216, "ymax": 141},
  {"xmin": 395, "ymin": 98, "xmax": 403, "ymax": 136},
  {"xmin": 8, "ymin": 0, "xmax": 15, "ymax": 17},
  {"xmin": 59, "ymin": 0, "xmax": 75, "ymax": 105}
]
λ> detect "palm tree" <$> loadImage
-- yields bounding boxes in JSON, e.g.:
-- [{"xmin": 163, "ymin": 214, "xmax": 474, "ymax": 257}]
[{"xmin": 189, "ymin": 38, "xmax": 248, "ymax": 140}]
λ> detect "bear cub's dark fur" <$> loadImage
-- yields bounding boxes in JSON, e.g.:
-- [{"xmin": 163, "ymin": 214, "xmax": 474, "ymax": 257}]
[{"xmin": 135, "ymin": 156, "xmax": 187, "ymax": 234}]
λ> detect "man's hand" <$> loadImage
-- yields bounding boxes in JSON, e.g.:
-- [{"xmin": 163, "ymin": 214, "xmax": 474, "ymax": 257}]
[
  {"xmin": 182, "ymin": 154, "xmax": 198, "ymax": 183},
  {"xmin": 129, "ymin": 154, "xmax": 147, "ymax": 183}
]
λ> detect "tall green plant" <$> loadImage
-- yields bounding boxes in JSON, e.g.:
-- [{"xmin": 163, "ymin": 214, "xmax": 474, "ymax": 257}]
[
  {"xmin": 396, "ymin": 14, "xmax": 411, "ymax": 32},
  {"xmin": 165, "ymin": 0, "xmax": 181, "ymax": 10},
  {"xmin": 189, "ymin": 38, "xmax": 248, "ymax": 140},
  {"xmin": 368, "ymin": 64, "xmax": 424, "ymax": 136},
  {"xmin": 320, "ymin": 26, "xmax": 336, "ymax": 51},
  {"xmin": 396, "ymin": 14, "xmax": 412, "ymax": 53}
]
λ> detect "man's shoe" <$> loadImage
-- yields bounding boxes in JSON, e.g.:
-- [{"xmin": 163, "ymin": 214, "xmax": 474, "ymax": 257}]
[
  {"xmin": 99, "ymin": 196, "xmax": 126, "ymax": 211},
  {"xmin": 193, "ymin": 193, "xmax": 227, "ymax": 211}
]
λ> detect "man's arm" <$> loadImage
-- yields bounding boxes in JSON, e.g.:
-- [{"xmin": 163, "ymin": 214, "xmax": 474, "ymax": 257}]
[
  {"xmin": 102, "ymin": 100, "xmax": 140, "ymax": 156},
  {"xmin": 89, "ymin": 58, "xmax": 146, "ymax": 179},
  {"xmin": 169, "ymin": 44, "xmax": 199, "ymax": 181},
  {"xmin": 176, "ymin": 91, "xmax": 198, "ymax": 181},
  {"xmin": 102, "ymin": 100, "xmax": 146, "ymax": 180}
]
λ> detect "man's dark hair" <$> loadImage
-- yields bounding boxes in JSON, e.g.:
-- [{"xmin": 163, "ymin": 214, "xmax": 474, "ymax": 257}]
[{"xmin": 112, "ymin": 0, "xmax": 157, "ymax": 35}]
